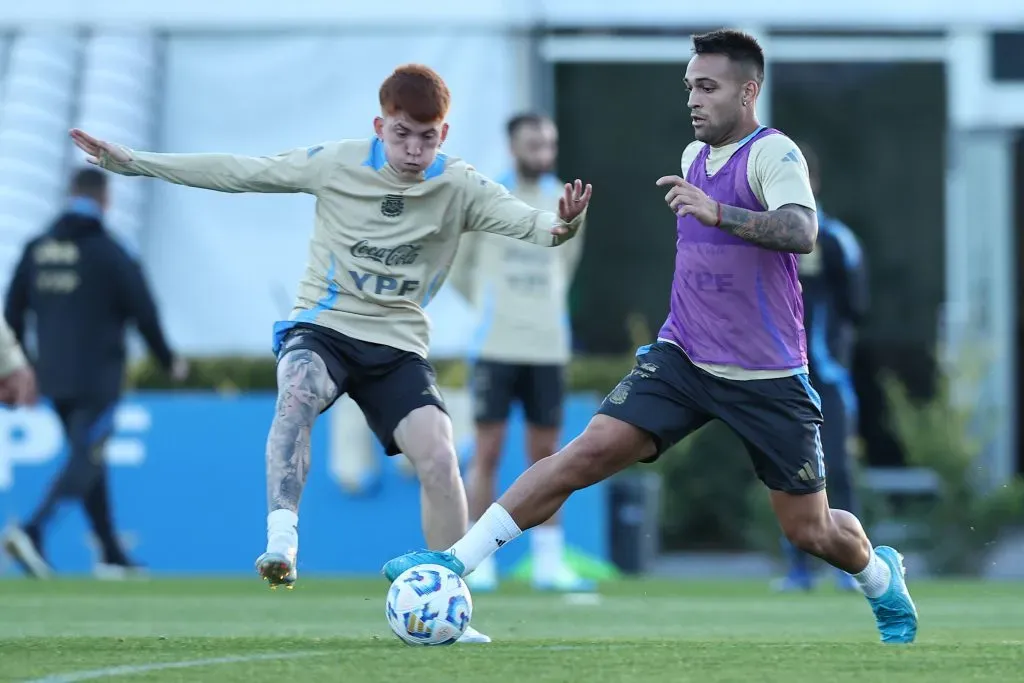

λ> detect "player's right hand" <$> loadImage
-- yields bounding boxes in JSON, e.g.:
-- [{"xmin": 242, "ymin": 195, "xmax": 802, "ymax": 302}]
[
  {"xmin": 70, "ymin": 129, "xmax": 134, "ymax": 166},
  {"xmin": 656, "ymin": 175, "xmax": 719, "ymax": 225}
]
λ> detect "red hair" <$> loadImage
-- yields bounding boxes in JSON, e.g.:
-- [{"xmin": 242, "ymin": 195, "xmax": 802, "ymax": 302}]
[{"xmin": 379, "ymin": 64, "xmax": 451, "ymax": 123}]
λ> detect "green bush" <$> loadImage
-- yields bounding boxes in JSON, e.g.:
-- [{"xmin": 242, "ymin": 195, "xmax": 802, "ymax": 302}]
[
  {"xmin": 652, "ymin": 420, "xmax": 766, "ymax": 551},
  {"xmin": 126, "ymin": 354, "xmax": 636, "ymax": 395},
  {"xmin": 883, "ymin": 350, "xmax": 1024, "ymax": 575}
]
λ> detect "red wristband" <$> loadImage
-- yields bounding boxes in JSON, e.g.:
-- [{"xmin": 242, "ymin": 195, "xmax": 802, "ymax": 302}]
[{"xmin": 714, "ymin": 201, "xmax": 723, "ymax": 227}]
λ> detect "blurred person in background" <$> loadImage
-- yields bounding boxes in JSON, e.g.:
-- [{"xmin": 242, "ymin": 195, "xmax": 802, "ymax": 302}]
[
  {"xmin": 774, "ymin": 141, "xmax": 869, "ymax": 593},
  {"xmin": 0, "ymin": 314, "xmax": 36, "ymax": 407},
  {"xmin": 1, "ymin": 168, "xmax": 187, "ymax": 580},
  {"xmin": 449, "ymin": 113, "xmax": 591, "ymax": 593}
]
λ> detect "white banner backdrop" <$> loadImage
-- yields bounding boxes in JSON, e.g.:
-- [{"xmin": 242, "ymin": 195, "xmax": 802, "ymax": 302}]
[{"xmin": 143, "ymin": 31, "xmax": 519, "ymax": 357}]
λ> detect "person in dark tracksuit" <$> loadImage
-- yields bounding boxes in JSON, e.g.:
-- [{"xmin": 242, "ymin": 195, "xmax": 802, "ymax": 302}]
[
  {"xmin": 1, "ymin": 168, "xmax": 187, "ymax": 579},
  {"xmin": 774, "ymin": 143, "xmax": 869, "ymax": 593}
]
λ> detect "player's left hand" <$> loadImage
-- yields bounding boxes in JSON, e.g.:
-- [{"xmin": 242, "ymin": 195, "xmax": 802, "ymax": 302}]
[
  {"xmin": 656, "ymin": 175, "xmax": 719, "ymax": 226},
  {"xmin": 554, "ymin": 179, "xmax": 593, "ymax": 233}
]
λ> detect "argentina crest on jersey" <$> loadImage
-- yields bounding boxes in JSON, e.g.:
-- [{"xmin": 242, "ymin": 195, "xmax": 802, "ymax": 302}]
[
  {"xmin": 380, "ymin": 194, "xmax": 405, "ymax": 218},
  {"xmin": 606, "ymin": 380, "xmax": 632, "ymax": 405}
]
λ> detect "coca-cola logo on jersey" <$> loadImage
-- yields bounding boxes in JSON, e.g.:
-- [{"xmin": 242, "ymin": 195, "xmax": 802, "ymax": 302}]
[{"xmin": 350, "ymin": 240, "xmax": 422, "ymax": 266}]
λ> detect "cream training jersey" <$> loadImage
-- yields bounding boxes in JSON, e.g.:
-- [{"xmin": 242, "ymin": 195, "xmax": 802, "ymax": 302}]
[
  {"xmin": 449, "ymin": 171, "xmax": 584, "ymax": 365},
  {"xmin": 671, "ymin": 132, "xmax": 817, "ymax": 381},
  {"xmin": 96, "ymin": 138, "xmax": 585, "ymax": 358}
]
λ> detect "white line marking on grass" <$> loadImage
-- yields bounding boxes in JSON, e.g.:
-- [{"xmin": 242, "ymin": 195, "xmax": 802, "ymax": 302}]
[{"xmin": 22, "ymin": 650, "xmax": 330, "ymax": 683}]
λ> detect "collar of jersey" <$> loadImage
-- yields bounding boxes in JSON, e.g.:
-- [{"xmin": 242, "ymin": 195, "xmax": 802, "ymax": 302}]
[{"xmin": 363, "ymin": 137, "xmax": 447, "ymax": 181}]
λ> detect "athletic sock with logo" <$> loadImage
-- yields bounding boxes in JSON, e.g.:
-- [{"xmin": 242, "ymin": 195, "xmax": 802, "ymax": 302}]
[{"xmin": 447, "ymin": 503, "xmax": 521, "ymax": 575}]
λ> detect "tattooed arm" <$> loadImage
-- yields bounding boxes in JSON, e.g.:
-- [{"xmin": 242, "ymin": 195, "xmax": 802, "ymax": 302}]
[
  {"xmin": 717, "ymin": 203, "xmax": 818, "ymax": 254},
  {"xmin": 656, "ymin": 174, "xmax": 818, "ymax": 254},
  {"xmin": 266, "ymin": 341, "xmax": 339, "ymax": 513},
  {"xmin": 717, "ymin": 134, "xmax": 819, "ymax": 253}
]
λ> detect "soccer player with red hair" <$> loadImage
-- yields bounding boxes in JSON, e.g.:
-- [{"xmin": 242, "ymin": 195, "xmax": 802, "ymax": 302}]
[{"xmin": 71, "ymin": 64, "xmax": 591, "ymax": 644}]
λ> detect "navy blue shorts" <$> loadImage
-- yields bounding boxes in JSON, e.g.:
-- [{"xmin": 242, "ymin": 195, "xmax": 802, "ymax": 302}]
[
  {"xmin": 596, "ymin": 341, "xmax": 826, "ymax": 495},
  {"xmin": 278, "ymin": 323, "xmax": 447, "ymax": 456},
  {"xmin": 470, "ymin": 360, "xmax": 565, "ymax": 428}
]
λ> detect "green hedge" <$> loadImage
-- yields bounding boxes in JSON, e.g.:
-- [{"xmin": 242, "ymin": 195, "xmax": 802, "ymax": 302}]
[
  {"xmin": 126, "ymin": 353, "xmax": 637, "ymax": 394},
  {"xmin": 882, "ymin": 355, "xmax": 1024, "ymax": 575}
]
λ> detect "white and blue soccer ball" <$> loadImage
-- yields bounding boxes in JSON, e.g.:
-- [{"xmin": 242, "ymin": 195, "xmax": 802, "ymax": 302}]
[{"xmin": 385, "ymin": 564, "xmax": 473, "ymax": 646}]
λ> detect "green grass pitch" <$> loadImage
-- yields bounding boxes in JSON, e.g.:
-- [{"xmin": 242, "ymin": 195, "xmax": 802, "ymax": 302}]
[{"xmin": 0, "ymin": 577, "xmax": 1021, "ymax": 682}]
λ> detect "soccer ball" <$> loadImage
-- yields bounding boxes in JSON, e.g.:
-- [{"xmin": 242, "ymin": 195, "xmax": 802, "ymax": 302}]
[{"xmin": 385, "ymin": 564, "xmax": 473, "ymax": 646}]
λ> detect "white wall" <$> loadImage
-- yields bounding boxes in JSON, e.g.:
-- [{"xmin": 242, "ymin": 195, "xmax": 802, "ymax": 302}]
[
  {"xmin": 144, "ymin": 31, "xmax": 520, "ymax": 357},
  {"xmin": 4, "ymin": 0, "xmax": 1024, "ymax": 30}
]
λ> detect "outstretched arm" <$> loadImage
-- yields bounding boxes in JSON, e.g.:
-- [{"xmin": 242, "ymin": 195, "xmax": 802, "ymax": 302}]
[
  {"xmin": 70, "ymin": 129, "xmax": 331, "ymax": 195},
  {"xmin": 462, "ymin": 167, "xmax": 591, "ymax": 247}
]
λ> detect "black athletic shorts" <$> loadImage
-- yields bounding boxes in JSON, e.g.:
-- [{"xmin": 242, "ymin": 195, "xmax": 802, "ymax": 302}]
[
  {"xmin": 470, "ymin": 360, "xmax": 565, "ymax": 428},
  {"xmin": 277, "ymin": 323, "xmax": 447, "ymax": 456},
  {"xmin": 597, "ymin": 341, "xmax": 826, "ymax": 495}
]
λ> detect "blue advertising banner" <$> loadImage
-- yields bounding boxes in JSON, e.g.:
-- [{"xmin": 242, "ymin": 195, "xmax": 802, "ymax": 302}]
[{"xmin": 0, "ymin": 390, "xmax": 606, "ymax": 577}]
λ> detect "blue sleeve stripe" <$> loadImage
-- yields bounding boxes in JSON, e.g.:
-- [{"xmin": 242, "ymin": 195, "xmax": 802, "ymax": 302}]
[{"xmin": 821, "ymin": 218, "xmax": 862, "ymax": 268}]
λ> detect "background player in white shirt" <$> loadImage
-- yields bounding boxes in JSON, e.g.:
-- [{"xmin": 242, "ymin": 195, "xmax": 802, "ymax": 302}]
[
  {"xmin": 450, "ymin": 113, "xmax": 591, "ymax": 592},
  {"xmin": 71, "ymin": 64, "xmax": 591, "ymax": 644}
]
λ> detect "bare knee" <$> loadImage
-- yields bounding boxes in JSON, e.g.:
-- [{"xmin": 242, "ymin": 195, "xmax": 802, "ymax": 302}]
[
  {"xmin": 275, "ymin": 348, "xmax": 338, "ymax": 424},
  {"xmin": 777, "ymin": 502, "xmax": 832, "ymax": 556},
  {"xmin": 397, "ymin": 406, "xmax": 461, "ymax": 491},
  {"xmin": 783, "ymin": 519, "xmax": 830, "ymax": 556},
  {"xmin": 408, "ymin": 440, "xmax": 460, "ymax": 491}
]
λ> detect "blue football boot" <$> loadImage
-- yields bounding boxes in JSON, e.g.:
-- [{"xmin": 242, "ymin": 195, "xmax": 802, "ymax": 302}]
[
  {"xmin": 866, "ymin": 546, "xmax": 918, "ymax": 644},
  {"xmin": 382, "ymin": 550, "xmax": 466, "ymax": 583}
]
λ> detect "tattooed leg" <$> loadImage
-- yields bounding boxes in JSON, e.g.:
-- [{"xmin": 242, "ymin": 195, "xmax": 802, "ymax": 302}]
[
  {"xmin": 266, "ymin": 347, "xmax": 338, "ymax": 513},
  {"xmin": 257, "ymin": 344, "xmax": 339, "ymax": 588}
]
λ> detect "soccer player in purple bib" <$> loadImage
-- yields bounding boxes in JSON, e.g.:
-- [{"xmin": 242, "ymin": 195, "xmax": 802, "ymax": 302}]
[{"xmin": 385, "ymin": 30, "xmax": 917, "ymax": 644}]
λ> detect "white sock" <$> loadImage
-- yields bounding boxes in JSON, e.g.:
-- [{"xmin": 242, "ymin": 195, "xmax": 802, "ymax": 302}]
[
  {"xmin": 465, "ymin": 519, "xmax": 498, "ymax": 585},
  {"xmin": 266, "ymin": 509, "xmax": 298, "ymax": 560},
  {"xmin": 472, "ymin": 555, "xmax": 499, "ymax": 584},
  {"xmin": 851, "ymin": 549, "xmax": 891, "ymax": 599},
  {"xmin": 531, "ymin": 525, "xmax": 565, "ymax": 583},
  {"xmin": 448, "ymin": 503, "xmax": 521, "ymax": 575}
]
